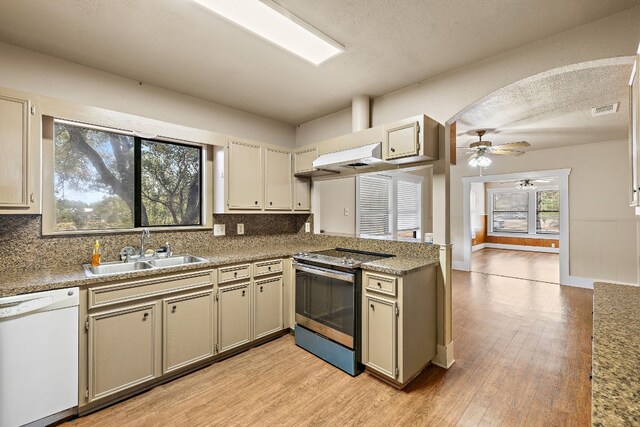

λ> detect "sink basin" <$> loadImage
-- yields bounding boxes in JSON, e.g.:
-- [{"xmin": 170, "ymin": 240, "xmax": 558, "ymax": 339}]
[
  {"xmin": 83, "ymin": 254, "xmax": 208, "ymax": 277},
  {"xmin": 84, "ymin": 261, "xmax": 153, "ymax": 277},
  {"xmin": 149, "ymin": 255, "xmax": 208, "ymax": 268}
]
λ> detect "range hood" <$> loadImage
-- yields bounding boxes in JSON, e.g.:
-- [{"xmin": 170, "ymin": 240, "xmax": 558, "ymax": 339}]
[{"xmin": 312, "ymin": 142, "xmax": 383, "ymax": 169}]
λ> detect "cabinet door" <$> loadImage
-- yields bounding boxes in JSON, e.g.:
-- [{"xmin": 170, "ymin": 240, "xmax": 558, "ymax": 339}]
[
  {"xmin": 0, "ymin": 92, "xmax": 32, "ymax": 209},
  {"xmin": 365, "ymin": 295, "xmax": 397, "ymax": 379},
  {"xmin": 218, "ymin": 282, "xmax": 252, "ymax": 352},
  {"xmin": 254, "ymin": 276, "xmax": 283, "ymax": 339},
  {"xmin": 88, "ymin": 302, "xmax": 161, "ymax": 402},
  {"xmin": 265, "ymin": 148, "xmax": 292, "ymax": 210},
  {"xmin": 385, "ymin": 121, "xmax": 419, "ymax": 160},
  {"xmin": 293, "ymin": 177, "xmax": 311, "ymax": 211},
  {"xmin": 163, "ymin": 291, "xmax": 215, "ymax": 374},
  {"xmin": 227, "ymin": 139, "xmax": 263, "ymax": 209},
  {"xmin": 294, "ymin": 147, "xmax": 318, "ymax": 173}
]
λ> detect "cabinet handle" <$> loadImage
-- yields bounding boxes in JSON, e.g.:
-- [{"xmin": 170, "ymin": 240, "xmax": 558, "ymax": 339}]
[
  {"xmin": 298, "ymin": 202, "xmax": 301, "ymax": 206},
  {"xmin": 270, "ymin": 201, "xmax": 273, "ymax": 206},
  {"xmin": 143, "ymin": 313, "xmax": 149, "ymax": 319},
  {"xmin": 255, "ymin": 201, "xmax": 258, "ymax": 205},
  {"xmin": 390, "ymin": 147, "xmax": 396, "ymax": 152},
  {"xmin": 172, "ymin": 305, "xmax": 177, "ymax": 311},
  {"xmin": 268, "ymin": 266, "xmax": 272, "ymax": 271},
  {"xmin": 370, "ymin": 304, "xmax": 375, "ymax": 310},
  {"xmin": 260, "ymin": 286, "xmax": 263, "ymax": 292},
  {"xmin": 30, "ymin": 193, "xmax": 35, "ymax": 203},
  {"xmin": 242, "ymin": 290, "xmax": 245, "ymax": 297},
  {"xmin": 377, "ymin": 282, "xmax": 382, "ymax": 288},
  {"xmin": 234, "ymin": 271, "xmax": 238, "ymax": 277}
]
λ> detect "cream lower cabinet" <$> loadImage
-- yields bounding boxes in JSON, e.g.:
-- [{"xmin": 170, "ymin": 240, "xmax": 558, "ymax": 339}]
[
  {"xmin": 81, "ymin": 270, "xmax": 215, "ymax": 409},
  {"xmin": 361, "ymin": 267, "xmax": 437, "ymax": 388},
  {"xmin": 217, "ymin": 281, "xmax": 252, "ymax": 353},
  {"xmin": 254, "ymin": 275, "xmax": 283, "ymax": 339},
  {"xmin": 163, "ymin": 290, "xmax": 215, "ymax": 374},
  {"xmin": 88, "ymin": 302, "xmax": 162, "ymax": 402}
]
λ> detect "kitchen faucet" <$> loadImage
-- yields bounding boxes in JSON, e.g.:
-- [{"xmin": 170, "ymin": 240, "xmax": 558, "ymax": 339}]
[{"xmin": 140, "ymin": 228, "xmax": 152, "ymax": 257}]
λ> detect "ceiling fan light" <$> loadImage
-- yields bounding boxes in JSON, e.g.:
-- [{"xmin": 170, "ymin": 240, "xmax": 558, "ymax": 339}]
[{"xmin": 468, "ymin": 155, "xmax": 492, "ymax": 168}]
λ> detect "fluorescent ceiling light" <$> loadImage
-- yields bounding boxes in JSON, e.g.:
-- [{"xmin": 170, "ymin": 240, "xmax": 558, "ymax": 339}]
[{"xmin": 192, "ymin": 0, "xmax": 344, "ymax": 65}]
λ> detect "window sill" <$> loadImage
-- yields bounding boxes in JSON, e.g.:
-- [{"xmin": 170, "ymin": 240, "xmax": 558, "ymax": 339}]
[{"xmin": 43, "ymin": 225, "xmax": 213, "ymax": 237}]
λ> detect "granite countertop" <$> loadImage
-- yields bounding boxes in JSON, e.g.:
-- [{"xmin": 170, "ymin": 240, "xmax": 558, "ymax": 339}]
[
  {"xmin": 361, "ymin": 256, "xmax": 439, "ymax": 275},
  {"xmin": 0, "ymin": 245, "xmax": 439, "ymax": 298},
  {"xmin": 592, "ymin": 282, "xmax": 640, "ymax": 427}
]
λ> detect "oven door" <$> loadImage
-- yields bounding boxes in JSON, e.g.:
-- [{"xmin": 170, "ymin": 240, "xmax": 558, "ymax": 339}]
[{"xmin": 294, "ymin": 262, "xmax": 356, "ymax": 349}]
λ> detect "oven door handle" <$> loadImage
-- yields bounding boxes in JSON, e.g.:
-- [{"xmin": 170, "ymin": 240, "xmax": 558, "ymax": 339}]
[{"xmin": 293, "ymin": 262, "xmax": 355, "ymax": 283}]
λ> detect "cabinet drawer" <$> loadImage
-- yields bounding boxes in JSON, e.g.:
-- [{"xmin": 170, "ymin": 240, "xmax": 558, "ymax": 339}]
[
  {"xmin": 88, "ymin": 270, "xmax": 214, "ymax": 309},
  {"xmin": 218, "ymin": 264, "xmax": 251, "ymax": 283},
  {"xmin": 365, "ymin": 273, "xmax": 397, "ymax": 296},
  {"xmin": 253, "ymin": 259, "xmax": 283, "ymax": 277}
]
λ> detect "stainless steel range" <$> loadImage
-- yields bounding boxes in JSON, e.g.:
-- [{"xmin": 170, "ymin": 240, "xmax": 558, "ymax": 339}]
[{"xmin": 293, "ymin": 248, "xmax": 394, "ymax": 376}]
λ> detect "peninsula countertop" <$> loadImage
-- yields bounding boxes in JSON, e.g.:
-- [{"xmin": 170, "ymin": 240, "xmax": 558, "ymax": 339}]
[{"xmin": 592, "ymin": 282, "xmax": 640, "ymax": 427}]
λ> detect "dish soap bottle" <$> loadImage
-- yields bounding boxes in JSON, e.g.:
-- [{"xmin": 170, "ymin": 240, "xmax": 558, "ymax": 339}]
[{"xmin": 91, "ymin": 240, "xmax": 101, "ymax": 267}]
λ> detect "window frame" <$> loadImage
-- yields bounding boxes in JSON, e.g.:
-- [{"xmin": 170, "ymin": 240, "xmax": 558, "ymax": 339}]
[
  {"xmin": 488, "ymin": 186, "xmax": 559, "ymax": 238},
  {"xmin": 355, "ymin": 171, "xmax": 424, "ymax": 241},
  {"xmin": 43, "ymin": 116, "xmax": 212, "ymax": 236},
  {"xmin": 535, "ymin": 190, "xmax": 560, "ymax": 235}
]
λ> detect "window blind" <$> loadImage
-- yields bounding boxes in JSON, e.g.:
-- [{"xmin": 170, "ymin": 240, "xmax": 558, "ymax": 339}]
[
  {"xmin": 358, "ymin": 175, "xmax": 391, "ymax": 236},
  {"xmin": 397, "ymin": 179, "xmax": 420, "ymax": 231}
]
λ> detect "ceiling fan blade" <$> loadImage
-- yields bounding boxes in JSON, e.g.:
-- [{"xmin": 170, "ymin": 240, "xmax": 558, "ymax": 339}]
[
  {"xmin": 532, "ymin": 179, "xmax": 551, "ymax": 183},
  {"xmin": 496, "ymin": 141, "xmax": 530, "ymax": 149},
  {"xmin": 490, "ymin": 149, "xmax": 525, "ymax": 156}
]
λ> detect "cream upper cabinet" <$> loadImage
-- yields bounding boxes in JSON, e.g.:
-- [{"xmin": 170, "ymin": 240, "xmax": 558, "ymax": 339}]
[
  {"xmin": 294, "ymin": 147, "xmax": 318, "ymax": 173},
  {"xmin": 382, "ymin": 115, "xmax": 439, "ymax": 163},
  {"xmin": 264, "ymin": 147, "xmax": 292, "ymax": 210},
  {"xmin": 163, "ymin": 291, "xmax": 215, "ymax": 374},
  {"xmin": 227, "ymin": 139, "xmax": 263, "ymax": 210},
  {"xmin": 254, "ymin": 276, "xmax": 283, "ymax": 339},
  {"xmin": 0, "ymin": 87, "xmax": 41, "ymax": 213},
  {"xmin": 218, "ymin": 281, "xmax": 252, "ymax": 353},
  {"xmin": 629, "ymin": 59, "xmax": 639, "ymax": 208},
  {"xmin": 293, "ymin": 177, "xmax": 311, "ymax": 211},
  {"xmin": 88, "ymin": 302, "xmax": 162, "ymax": 402}
]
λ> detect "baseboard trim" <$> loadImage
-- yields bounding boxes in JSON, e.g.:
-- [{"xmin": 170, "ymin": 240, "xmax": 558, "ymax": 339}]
[
  {"xmin": 471, "ymin": 243, "xmax": 488, "ymax": 252},
  {"xmin": 566, "ymin": 276, "xmax": 639, "ymax": 290},
  {"xmin": 482, "ymin": 243, "xmax": 559, "ymax": 253},
  {"xmin": 452, "ymin": 261, "xmax": 467, "ymax": 271}
]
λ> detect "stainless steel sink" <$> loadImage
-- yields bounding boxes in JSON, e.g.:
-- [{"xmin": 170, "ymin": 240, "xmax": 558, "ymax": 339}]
[
  {"xmin": 149, "ymin": 255, "xmax": 208, "ymax": 268},
  {"xmin": 83, "ymin": 254, "xmax": 208, "ymax": 277},
  {"xmin": 84, "ymin": 261, "xmax": 153, "ymax": 277}
]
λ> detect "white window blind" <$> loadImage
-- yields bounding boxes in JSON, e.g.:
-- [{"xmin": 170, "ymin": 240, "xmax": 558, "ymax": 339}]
[
  {"xmin": 357, "ymin": 175, "xmax": 391, "ymax": 236},
  {"xmin": 397, "ymin": 179, "xmax": 420, "ymax": 232}
]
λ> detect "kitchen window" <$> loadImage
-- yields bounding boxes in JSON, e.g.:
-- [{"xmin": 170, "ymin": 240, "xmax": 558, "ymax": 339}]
[
  {"xmin": 356, "ymin": 172, "xmax": 423, "ymax": 240},
  {"xmin": 489, "ymin": 188, "xmax": 559, "ymax": 236},
  {"xmin": 53, "ymin": 120, "xmax": 202, "ymax": 232}
]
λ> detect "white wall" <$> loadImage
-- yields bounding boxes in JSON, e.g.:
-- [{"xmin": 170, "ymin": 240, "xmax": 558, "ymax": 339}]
[
  {"xmin": 0, "ymin": 42, "xmax": 296, "ymax": 147},
  {"xmin": 296, "ymin": 7, "xmax": 640, "ymax": 146},
  {"xmin": 470, "ymin": 182, "xmax": 485, "ymax": 240},
  {"xmin": 452, "ymin": 140, "xmax": 639, "ymax": 284}
]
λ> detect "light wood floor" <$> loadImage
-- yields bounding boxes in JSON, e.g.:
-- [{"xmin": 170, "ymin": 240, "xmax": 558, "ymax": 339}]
[
  {"xmin": 68, "ymin": 270, "xmax": 592, "ymax": 426},
  {"xmin": 472, "ymin": 248, "xmax": 560, "ymax": 284}
]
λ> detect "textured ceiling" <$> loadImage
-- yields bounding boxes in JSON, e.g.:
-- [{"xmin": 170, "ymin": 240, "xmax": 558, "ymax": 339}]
[
  {"xmin": 456, "ymin": 63, "xmax": 633, "ymax": 152},
  {"xmin": 0, "ymin": 0, "xmax": 638, "ymax": 124}
]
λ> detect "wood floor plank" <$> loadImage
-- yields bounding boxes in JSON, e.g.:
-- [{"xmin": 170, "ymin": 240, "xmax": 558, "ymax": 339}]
[{"xmin": 68, "ymin": 269, "xmax": 592, "ymax": 427}]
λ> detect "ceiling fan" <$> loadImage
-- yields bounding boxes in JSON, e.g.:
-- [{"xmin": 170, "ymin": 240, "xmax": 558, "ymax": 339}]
[
  {"xmin": 464, "ymin": 130, "xmax": 530, "ymax": 168},
  {"xmin": 515, "ymin": 178, "xmax": 550, "ymax": 190}
]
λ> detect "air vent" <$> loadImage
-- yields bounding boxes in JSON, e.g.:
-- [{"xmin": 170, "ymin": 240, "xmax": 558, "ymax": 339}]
[{"xmin": 591, "ymin": 102, "xmax": 619, "ymax": 117}]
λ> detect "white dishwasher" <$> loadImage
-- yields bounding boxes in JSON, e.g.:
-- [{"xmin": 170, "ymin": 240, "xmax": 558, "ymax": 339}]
[{"xmin": 0, "ymin": 287, "xmax": 79, "ymax": 427}]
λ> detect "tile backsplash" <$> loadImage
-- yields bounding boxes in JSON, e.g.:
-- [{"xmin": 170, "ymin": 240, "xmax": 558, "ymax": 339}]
[{"xmin": 0, "ymin": 214, "xmax": 313, "ymax": 272}]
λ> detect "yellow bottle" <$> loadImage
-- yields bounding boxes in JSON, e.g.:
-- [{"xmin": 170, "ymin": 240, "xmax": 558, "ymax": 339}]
[{"xmin": 91, "ymin": 240, "xmax": 101, "ymax": 267}]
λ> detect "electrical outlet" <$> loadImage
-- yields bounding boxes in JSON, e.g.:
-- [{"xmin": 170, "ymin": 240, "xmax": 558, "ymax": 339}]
[
  {"xmin": 305, "ymin": 222, "xmax": 311, "ymax": 233},
  {"xmin": 344, "ymin": 208, "xmax": 350, "ymax": 216},
  {"xmin": 237, "ymin": 223, "xmax": 245, "ymax": 235},
  {"xmin": 551, "ymin": 243, "xmax": 556, "ymax": 248},
  {"xmin": 213, "ymin": 224, "xmax": 226, "ymax": 236}
]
